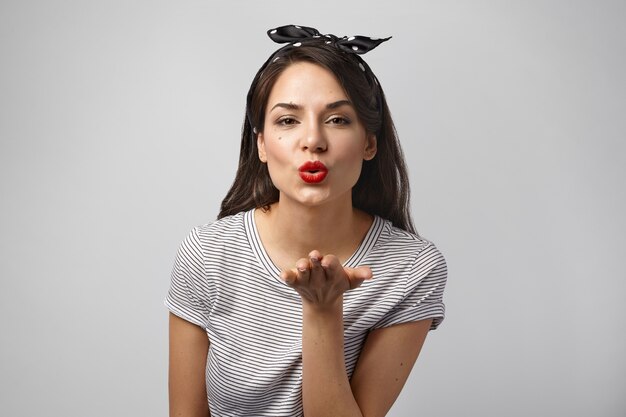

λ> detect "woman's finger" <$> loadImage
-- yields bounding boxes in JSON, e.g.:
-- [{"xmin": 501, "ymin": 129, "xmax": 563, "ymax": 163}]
[
  {"xmin": 351, "ymin": 266, "xmax": 373, "ymax": 280},
  {"xmin": 295, "ymin": 257, "xmax": 311, "ymax": 286},
  {"xmin": 320, "ymin": 254, "xmax": 340, "ymax": 271},
  {"xmin": 308, "ymin": 251, "xmax": 325, "ymax": 283},
  {"xmin": 320, "ymin": 254, "xmax": 344, "ymax": 286},
  {"xmin": 345, "ymin": 266, "xmax": 373, "ymax": 290},
  {"xmin": 280, "ymin": 268, "xmax": 298, "ymax": 285},
  {"xmin": 281, "ymin": 257, "xmax": 311, "ymax": 287}
]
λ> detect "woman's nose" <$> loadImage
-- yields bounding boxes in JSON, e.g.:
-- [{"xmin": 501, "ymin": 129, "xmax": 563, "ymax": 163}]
[{"xmin": 300, "ymin": 121, "xmax": 327, "ymax": 152}]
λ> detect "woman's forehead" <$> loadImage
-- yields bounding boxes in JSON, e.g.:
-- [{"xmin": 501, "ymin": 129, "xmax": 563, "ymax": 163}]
[{"xmin": 266, "ymin": 62, "xmax": 350, "ymax": 108}]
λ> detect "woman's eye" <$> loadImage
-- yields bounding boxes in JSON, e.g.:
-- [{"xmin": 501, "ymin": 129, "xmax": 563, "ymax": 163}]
[
  {"xmin": 328, "ymin": 116, "xmax": 350, "ymax": 125},
  {"xmin": 277, "ymin": 117, "xmax": 298, "ymax": 126}
]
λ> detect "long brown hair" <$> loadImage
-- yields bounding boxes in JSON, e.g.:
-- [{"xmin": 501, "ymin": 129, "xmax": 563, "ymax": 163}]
[{"xmin": 219, "ymin": 40, "xmax": 416, "ymax": 234}]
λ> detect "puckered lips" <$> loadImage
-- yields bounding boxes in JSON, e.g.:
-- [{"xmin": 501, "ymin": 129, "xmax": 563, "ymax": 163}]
[{"xmin": 298, "ymin": 160, "xmax": 328, "ymax": 184}]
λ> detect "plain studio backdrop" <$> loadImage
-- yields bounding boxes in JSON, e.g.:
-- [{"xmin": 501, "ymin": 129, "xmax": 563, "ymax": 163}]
[{"xmin": 1, "ymin": 1, "xmax": 624, "ymax": 416}]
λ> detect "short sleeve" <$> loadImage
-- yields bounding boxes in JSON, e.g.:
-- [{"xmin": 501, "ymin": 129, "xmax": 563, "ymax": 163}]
[
  {"xmin": 373, "ymin": 243, "xmax": 447, "ymax": 331},
  {"xmin": 164, "ymin": 227, "xmax": 210, "ymax": 329}
]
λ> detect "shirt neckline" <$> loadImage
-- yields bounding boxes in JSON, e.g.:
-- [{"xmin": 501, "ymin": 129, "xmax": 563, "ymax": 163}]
[{"xmin": 244, "ymin": 208, "xmax": 385, "ymax": 283}]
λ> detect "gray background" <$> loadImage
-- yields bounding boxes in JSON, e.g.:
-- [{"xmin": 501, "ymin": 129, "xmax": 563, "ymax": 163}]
[{"xmin": 1, "ymin": 0, "xmax": 624, "ymax": 416}]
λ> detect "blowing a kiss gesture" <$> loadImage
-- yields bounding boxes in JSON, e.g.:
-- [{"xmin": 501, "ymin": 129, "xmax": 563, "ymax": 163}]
[{"xmin": 281, "ymin": 250, "xmax": 373, "ymax": 309}]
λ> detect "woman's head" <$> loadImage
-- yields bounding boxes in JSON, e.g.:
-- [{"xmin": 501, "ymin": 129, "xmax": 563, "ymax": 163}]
[{"xmin": 219, "ymin": 26, "xmax": 416, "ymax": 234}]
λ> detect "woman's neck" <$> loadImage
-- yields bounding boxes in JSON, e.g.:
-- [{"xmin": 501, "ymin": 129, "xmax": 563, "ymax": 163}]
[{"xmin": 254, "ymin": 199, "xmax": 373, "ymax": 270}]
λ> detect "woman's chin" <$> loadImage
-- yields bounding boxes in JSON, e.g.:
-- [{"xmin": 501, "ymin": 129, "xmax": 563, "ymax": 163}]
[{"xmin": 278, "ymin": 189, "xmax": 351, "ymax": 209}]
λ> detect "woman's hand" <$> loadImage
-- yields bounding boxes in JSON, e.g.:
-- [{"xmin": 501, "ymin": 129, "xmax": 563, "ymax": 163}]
[
  {"xmin": 280, "ymin": 250, "xmax": 373, "ymax": 308},
  {"xmin": 284, "ymin": 251, "xmax": 373, "ymax": 416}
]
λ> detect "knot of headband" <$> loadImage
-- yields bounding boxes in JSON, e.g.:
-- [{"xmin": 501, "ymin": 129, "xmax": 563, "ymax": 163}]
[{"xmin": 267, "ymin": 25, "xmax": 391, "ymax": 55}]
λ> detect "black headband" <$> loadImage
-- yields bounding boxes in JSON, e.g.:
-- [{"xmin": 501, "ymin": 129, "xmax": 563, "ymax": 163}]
[
  {"xmin": 267, "ymin": 25, "xmax": 391, "ymax": 55},
  {"xmin": 247, "ymin": 25, "xmax": 391, "ymax": 134}
]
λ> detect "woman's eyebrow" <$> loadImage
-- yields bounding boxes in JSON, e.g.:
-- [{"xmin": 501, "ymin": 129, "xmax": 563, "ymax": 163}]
[
  {"xmin": 326, "ymin": 100, "xmax": 352, "ymax": 109},
  {"xmin": 270, "ymin": 102, "xmax": 301, "ymax": 112},
  {"xmin": 269, "ymin": 100, "xmax": 352, "ymax": 112}
]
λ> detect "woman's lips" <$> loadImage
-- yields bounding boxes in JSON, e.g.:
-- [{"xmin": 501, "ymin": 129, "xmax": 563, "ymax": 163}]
[{"xmin": 298, "ymin": 161, "xmax": 328, "ymax": 184}]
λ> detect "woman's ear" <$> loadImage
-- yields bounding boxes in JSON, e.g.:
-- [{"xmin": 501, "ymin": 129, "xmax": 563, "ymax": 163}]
[
  {"xmin": 257, "ymin": 131, "xmax": 267, "ymax": 163},
  {"xmin": 364, "ymin": 134, "xmax": 377, "ymax": 161}
]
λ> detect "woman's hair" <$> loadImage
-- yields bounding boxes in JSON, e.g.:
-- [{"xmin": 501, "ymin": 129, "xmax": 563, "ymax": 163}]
[{"xmin": 218, "ymin": 40, "xmax": 416, "ymax": 234}]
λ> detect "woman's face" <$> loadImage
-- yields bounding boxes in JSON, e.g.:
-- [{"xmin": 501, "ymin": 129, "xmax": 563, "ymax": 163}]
[{"xmin": 257, "ymin": 62, "xmax": 377, "ymax": 209}]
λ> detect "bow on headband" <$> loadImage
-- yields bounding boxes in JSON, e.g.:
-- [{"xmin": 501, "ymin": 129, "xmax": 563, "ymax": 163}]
[{"xmin": 267, "ymin": 25, "xmax": 391, "ymax": 55}]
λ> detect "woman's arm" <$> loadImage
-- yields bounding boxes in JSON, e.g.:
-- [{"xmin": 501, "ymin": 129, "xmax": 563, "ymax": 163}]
[
  {"xmin": 350, "ymin": 319, "xmax": 432, "ymax": 417},
  {"xmin": 301, "ymin": 300, "xmax": 431, "ymax": 417},
  {"xmin": 168, "ymin": 313, "xmax": 210, "ymax": 417},
  {"xmin": 301, "ymin": 296, "xmax": 361, "ymax": 417},
  {"xmin": 285, "ymin": 252, "xmax": 432, "ymax": 417}
]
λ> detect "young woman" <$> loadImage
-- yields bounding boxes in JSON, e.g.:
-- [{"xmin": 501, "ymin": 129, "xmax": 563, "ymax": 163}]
[{"xmin": 166, "ymin": 25, "xmax": 447, "ymax": 417}]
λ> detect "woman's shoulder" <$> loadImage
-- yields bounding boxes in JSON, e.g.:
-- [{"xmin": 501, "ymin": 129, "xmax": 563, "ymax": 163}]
[
  {"xmin": 182, "ymin": 210, "xmax": 249, "ymax": 247},
  {"xmin": 367, "ymin": 214, "xmax": 447, "ymax": 282},
  {"xmin": 374, "ymin": 217, "xmax": 433, "ymax": 250},
  {"xmin": 371, "ymin": 216, "xmax": 444, "ymax": 266}
]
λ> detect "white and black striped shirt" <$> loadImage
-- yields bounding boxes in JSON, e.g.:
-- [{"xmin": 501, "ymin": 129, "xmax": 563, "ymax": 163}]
[{"xmin": 165, "ymin": 209, "xmax": 447, "ymax": 417}]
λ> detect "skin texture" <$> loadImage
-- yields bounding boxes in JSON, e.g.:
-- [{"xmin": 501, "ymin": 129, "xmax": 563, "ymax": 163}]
[
  {"xmin": 169, "ymin": 313, "xmax": 210, "ymax": 417},
  {"xmin": 168, "ymin": 62, "xmax": 432, "ymax": 417}
]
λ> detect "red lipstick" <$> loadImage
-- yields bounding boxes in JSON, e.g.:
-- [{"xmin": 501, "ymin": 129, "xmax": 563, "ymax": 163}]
[{"xmin": 298, "ymin": 161, "xmax": 328, "ymax": 184}]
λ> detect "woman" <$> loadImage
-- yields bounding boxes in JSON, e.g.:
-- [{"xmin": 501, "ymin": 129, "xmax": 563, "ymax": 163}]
[{"xmin": 166, "ymin": 25, "xmax": 447, "ymax": 417}]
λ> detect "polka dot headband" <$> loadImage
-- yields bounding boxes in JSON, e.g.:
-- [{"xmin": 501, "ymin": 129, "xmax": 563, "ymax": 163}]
[
  {"xmin": 267, "ymin": 24, "xmax": 391, "ymax": 56},
  {"xmin": 247, "ymin": 24, "xmax": 391, "ymax": 134}
]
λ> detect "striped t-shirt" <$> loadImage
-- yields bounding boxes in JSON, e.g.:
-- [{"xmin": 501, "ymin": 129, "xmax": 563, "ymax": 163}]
[{"xmin": 165, "ymin": 209, "xmax": 447, "ymax": 417}]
